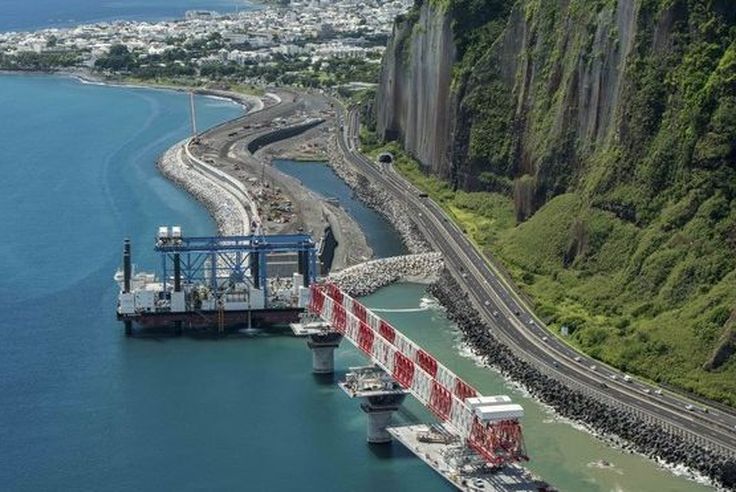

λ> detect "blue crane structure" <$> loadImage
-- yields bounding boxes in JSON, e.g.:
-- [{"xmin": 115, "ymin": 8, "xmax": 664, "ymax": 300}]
[{"xmin": 154, "ymin": 232, "xmax": 318, "ymax": 305}]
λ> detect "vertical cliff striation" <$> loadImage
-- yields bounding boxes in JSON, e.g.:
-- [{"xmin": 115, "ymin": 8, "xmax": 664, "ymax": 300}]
[
  {"xmin": 375, "ymin": 0, "xmax": 736, "ymax": 409},
  {"xmin": 375, "ymin": 1, "xmax": 457, "ymax": 179}
]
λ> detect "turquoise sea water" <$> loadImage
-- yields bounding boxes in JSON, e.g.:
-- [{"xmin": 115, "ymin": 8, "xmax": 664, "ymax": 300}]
[{"xmin": 2, "ymin": 0, "xmax": 255, "ymax": 32}]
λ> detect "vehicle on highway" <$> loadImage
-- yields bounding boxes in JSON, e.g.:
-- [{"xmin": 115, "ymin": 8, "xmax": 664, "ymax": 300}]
[
  {"xmin": 590, "ymin": 365, "xmax": 598, "ymax": 371},
  {"xmin": 418, "ymin": 192, "xmax": 429, "ymax": 198},
  {"xmin": 686, "ymin": 404, "xmax": 695, "ymax": 411},
  {"xmin": 623, "ymin": 375, "xmax": 632, "ymax": 383},
  {"xmin": 484, "ymin": 300, "xmax": 490, "ymax": 306},
  {"xmin": 542, "ymin": 336, "xmax": 548, "ymax": 342},
  {"xmin": 338, "ymin": 107, "xmax": 736, "ymax": 458}
]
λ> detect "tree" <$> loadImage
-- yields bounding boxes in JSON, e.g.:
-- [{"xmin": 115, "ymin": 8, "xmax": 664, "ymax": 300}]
[{"xmin": 95, "ymin": 44, "xmax": 136, "ymax": 72}]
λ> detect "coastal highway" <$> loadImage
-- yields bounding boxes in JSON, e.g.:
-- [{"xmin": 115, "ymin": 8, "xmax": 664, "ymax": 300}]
[{"xmin": 336, "ymin": 106, "xmax": 736, "ymax": 456}]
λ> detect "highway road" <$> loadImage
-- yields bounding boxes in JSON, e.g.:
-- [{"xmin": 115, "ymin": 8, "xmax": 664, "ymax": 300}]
[{"xmin": 336, "ymin": 105, "xmax": 736, "ymax": 457}]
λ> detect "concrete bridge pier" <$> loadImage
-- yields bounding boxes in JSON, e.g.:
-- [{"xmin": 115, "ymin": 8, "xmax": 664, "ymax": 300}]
[
  {"xmin": 307, "ymin": 332, "xmax": 343, "ymax": 374},
  {"xmin": 361, "ymin": 394, "xmax": 407, "ymax": 444},
  {"xmin": 338, "ymin": 365, "xmax": 410, "ymax": 444}
]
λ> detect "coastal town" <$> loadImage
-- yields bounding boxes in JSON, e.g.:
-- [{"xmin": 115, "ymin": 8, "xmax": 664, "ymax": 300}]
[{"xmin": 0, "ymin": 0, "xmax": 411, "ymax": 87}]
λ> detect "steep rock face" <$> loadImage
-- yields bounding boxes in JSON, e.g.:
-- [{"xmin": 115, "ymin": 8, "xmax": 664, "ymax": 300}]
[
  {"xmin": 375, "ymin": 2, "xmax": 456, "ymax": 178},
  {"xmin": 455, "ymin": 0, "xmax": 642, "ymax": 218},
  {"xmin": 378, "ymin": 0, "xmax": 735, "ymax": 218},
  {"xmin": 376, "ymin": 0, "xmax": 736, "ymax": 405}
]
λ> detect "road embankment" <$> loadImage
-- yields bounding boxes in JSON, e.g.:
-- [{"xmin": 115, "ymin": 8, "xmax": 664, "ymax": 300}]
[{"xmin": 326, "ymin": 138, "xmax": 429, "ymax": 254}]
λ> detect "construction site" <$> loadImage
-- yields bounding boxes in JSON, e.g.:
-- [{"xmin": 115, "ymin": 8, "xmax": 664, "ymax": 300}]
[
  {"xmin": 114, "ymin": 227, "xmax": 552, "ymax": 490},
  {"xmin": 288, "ymin": 283, "xmax": 554, "ymax": 491}
]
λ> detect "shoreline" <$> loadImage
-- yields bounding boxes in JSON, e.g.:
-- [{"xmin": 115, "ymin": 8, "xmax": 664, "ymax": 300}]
[
  {"xmin": 5, "ymin": 68, "xmax": 724, "ymax": 488},
  {"xmin": 0, "ymin": 69, "xmax": 261, "ymax": 111},
  {"xmin": 158, "ymin": 141, "xmax": 251, "ymax": 236},
  {"xmin": 427, "ymin": 270, "xmax": 731, "ymax": 490},
  {"xmin": 450, "ymin": 339, "xmax": 715, "ymax": 489}
]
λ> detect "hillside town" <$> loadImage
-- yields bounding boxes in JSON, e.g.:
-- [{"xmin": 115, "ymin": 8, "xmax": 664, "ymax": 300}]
[{"xmin": 0, "ymin": 0, "xmax": 411, "ymax": 87}]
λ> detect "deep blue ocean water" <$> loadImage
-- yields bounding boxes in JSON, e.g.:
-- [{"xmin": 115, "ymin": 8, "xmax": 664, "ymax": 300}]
[
  {"xmin": 0, "ymin": 74, "xmax": 448, "ymax": 491},
  {"xmin": 1, "ymin": 0, "xmax": 254, "ymax": 32}
]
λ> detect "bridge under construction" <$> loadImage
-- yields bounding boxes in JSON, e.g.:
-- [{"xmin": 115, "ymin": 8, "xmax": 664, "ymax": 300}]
[
  {"xmin": 115, "ymin": 231, "xmax": 552, "ymax": 491},
  {"xmin": 292, "ymin": 283, "xmax": 552, "ymax": 491}
]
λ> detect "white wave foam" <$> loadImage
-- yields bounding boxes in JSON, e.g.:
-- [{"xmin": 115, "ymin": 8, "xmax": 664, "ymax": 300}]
[{"xmin": 370, "ymin": 307, "xmax": 428, "ymax": 313}]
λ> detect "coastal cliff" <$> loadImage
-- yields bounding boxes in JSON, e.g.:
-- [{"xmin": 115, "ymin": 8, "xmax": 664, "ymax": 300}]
[
  {"xmin": 375, "ymin": 1, "xmax": 456, "ymax": 178},
  {"xmin": 375, "ymin": 0, "xmax": 736, "ymax": 405}
]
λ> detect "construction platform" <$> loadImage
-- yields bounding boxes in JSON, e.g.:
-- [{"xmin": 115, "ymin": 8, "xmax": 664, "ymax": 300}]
[
  {"xmin": 338, "ymin": 365, "xmax": 409, "ymax": 399},
  {"xmin": 289, "ymin": 319, "xmax": 331, "ymax": 336},
  {"xmin": 387, "ymin": 424, "xmax": 555, "ymax": 492},
  {"xmin": 116, "ymin": 230, "xmax": 318, "ymax": 334}
]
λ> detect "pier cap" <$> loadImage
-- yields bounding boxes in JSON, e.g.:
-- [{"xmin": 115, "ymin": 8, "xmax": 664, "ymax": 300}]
[
  {"xmin": 475, "ymin": 403, "xmax": 524, "ymax": 422},
  {"xmin": 466, "ymin": 395, "xmax": 512, "ymax": 409}
]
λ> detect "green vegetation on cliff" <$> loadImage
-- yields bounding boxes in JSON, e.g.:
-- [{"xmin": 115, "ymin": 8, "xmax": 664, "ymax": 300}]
[{"xmin": 373, "ymin": 0, "xmax": 736, "ymax": 404}]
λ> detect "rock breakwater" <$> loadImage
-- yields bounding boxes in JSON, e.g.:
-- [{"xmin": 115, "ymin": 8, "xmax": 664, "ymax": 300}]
[
  {"xmin": 428, "ymin": 269, "xmax": 736, "ymax": 490},
  {"xmin": 331, "ymin": 253, "xmax": 443, "ymax": 297},
  {"xmin": 327, "ymin": 137, "xmax": 430, "ymax": 254},
  {"xmin": 158, "ymin": 142, "xmax": 248, "ymax": 235}
]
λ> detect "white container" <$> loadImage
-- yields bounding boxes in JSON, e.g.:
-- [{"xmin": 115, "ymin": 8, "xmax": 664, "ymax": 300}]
[
  {"xmin": 466, "ymin": 395, "xmax": 512, "ymax": 409},
  {"xmin": 171, "ymin": 226, "xmax": 182, "ymax": 239},
  {"xmin": 292, "ymin": 273, "xmax": 304, "ymax": 295},
  {"xmin": 249, "ymin": 287, "xmax": 265, "ymax": 309},
  {"xmin": 170, "ymin": 291, "xmax": 186, "ymax": 312},
  {"xmin": 134, "ymin": 290, "xmax": 155, "ymax": 312},
  {"xmin": 118, "ymin": 293, "xmax": 136, "ymax": 314},
  {"xmin": 157, "ymin": 226, "xmax": 169, "ymax": 239},
  {"xmin": 475, "ymin": 404, "xmax": 524, "ymax": 422},
  {"xmin": 298, "ymin": 286, "xmax": 310, "ymax": 308}
]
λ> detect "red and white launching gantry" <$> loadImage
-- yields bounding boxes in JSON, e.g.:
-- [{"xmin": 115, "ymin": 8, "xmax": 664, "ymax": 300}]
[{"xmin": 305, "ymin": 282, "xmax": 528, "ymax": 468}]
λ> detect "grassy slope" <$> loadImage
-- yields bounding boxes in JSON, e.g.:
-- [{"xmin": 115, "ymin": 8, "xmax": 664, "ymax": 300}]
[{"xmin": 363, "ymin": 134, "xmax": 736, "ymax": 405}]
